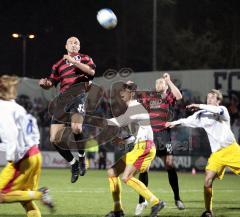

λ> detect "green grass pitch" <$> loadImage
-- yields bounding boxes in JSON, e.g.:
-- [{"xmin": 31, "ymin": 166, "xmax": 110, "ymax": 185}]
[{"xmin": 0, "ymin": 169, "xmax": 239, "ymax": 217}]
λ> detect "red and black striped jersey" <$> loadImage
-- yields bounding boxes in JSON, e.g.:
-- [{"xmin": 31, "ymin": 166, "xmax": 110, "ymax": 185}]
[
  {"xmin": 138, "ymin": 90, "xmax": 176, "ymax": 132},
  {"xmin": 48, "ymin": 53, "xmax": 96, "ymax": 93}
]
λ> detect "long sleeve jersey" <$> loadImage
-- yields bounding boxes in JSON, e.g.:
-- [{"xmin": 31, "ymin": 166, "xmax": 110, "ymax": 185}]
[{"xmin": 172, "ymin": 104, "xmax": 236, "ymax": 153}]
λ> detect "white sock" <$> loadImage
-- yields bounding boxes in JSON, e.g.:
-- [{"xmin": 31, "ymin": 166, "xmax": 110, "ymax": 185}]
[
  {"xmin": 69, "ymin": 158, "xmax": 76, "ymax": 166},
  {"xmin": 78, "ymin": 153, "xmax": 85, "ymax": 158}
]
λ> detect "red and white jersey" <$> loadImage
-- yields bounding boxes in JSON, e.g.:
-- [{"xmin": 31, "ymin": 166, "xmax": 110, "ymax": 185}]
[
  {"xmin": 0, "ymin": 100, "xmax": 40, "ymax": 162},
  {"xmin": 138, "ymin": 90, "xmax": 176, "ymax": 132},
  {"xmin": 49, "ymin": 53, "xmax": 96, "ymax": 93}
]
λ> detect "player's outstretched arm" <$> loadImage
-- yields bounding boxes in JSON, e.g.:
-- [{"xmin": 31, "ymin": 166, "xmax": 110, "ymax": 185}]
[
  {"xmin": 186, "ymin": 103, "xmax": 201, "ymax": 112},
  {"xmin": 39, "ymin": 78, "xmax": 53, "ymax": 90},
  {"xmin": 165, "ymin": 122, "xmax": 176, "ymax": 128},
  {"xmin": 163, "ymin": 73, "xmax": 182, "ymax": 100},
  {"xmin": 166, "ymin": 111, "xmax": 200, "ymax": 128}
]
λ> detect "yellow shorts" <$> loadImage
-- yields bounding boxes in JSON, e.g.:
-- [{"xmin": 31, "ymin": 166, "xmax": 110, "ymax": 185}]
[
  {"xmin": 122, "ymin": 140, "xmax": 156, "ymax": 173},
  {"xmin": 0, "ymin": 146, "xmax": 42, "ymax": 193},
  {"xmin": 206, "ymin": 143, "xmax": 240, "ymax": 180}
]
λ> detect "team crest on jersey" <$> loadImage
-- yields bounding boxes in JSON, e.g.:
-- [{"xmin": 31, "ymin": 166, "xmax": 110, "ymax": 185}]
[
  {"xmin": 66, "ymin": 55, "xmax": 81, "ymax": 66},
  {"xmin": 150, "ymin": 99, "xmax": 162, "ymax": 109}
]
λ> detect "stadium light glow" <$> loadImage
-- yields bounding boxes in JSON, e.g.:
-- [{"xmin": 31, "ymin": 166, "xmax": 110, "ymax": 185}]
[
  {"xmin": 28, "ymin": 34, "xmax": 35, "ymax": 39},
  {"xmin": 12, "ymin": 33, "xmax": 20, "ymax": 38},
  {"xmin": 11, "ymin": 33, "xmax": 36, "ymax": 77}
]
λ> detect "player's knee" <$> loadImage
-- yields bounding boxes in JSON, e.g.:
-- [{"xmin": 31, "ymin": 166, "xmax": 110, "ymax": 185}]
[
  {"xmin": 72, "ymin": 128, "xmax": 82, "ymax": 134},
  {"xmin": 165, "ymin": 161, "xmax": 174, "ymax": 169},
  {"xmin": 204, "ymin": 177, "xmax": 213, "ymax": 188},
  {"xmin": 71, "ymin": 124, "xmax": 82, "ymax": 134},
  {"xmin": 107, "ymin": 168, "xmax": 116, "ymax": 177},
  {"xmin": 50, "ymin": 135, "xmax": 58, "ymax": 144},
  {"xmin": 121, "ymin": 176, "xmax": 128, "ymax": 184}
]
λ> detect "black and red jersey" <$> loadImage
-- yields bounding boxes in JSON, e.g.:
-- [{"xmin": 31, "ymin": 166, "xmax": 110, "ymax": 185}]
[
  {"xmin": 138, "ymin": 90, "xmax": 176, "ymax": 132},
  {"xmin": 48, "ymin": 53, "xmax": 96, "ymax": 93}
]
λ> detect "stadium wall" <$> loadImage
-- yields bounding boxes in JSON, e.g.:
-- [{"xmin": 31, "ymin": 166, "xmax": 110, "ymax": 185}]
[
  {"xmin": 18, "ymin": 69, "xmax": 240, "ymax": 101},
  {"xmin": 96, "ymin": 69, "xmax": 240, "ymax": 100}
]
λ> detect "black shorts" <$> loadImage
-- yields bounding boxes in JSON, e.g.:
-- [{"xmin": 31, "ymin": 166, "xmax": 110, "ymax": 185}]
[
  {"xmin": 154, "ymin": 129, "xmax": 173, "ymax": 157},
  {"xmin": 49, "ymin": 84, "xmax": 87, "ymax": 125}
]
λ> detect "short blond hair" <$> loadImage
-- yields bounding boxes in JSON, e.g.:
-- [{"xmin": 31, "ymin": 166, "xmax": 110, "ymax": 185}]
[
  {"xmin": 0, "ymin": 75, "xmax": 19, "ymax": 100},
  {"xmin": 209, "ymin": 89, "xmax": 223, "ymax": 102}
]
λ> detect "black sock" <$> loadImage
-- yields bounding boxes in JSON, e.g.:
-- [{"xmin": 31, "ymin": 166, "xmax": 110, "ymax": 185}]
[
  {"xmin": 74, "ymin": 134, "xmax": 85, "ymax": 157},
  {"xmin": 74, "ymin": 133, "xmax": 84, "ymax": 141},
  {"xmin": 138, "ymin": 172, "xmax": 148, "ymax": 203},
  {"xmin": 53, "ymin": 144, "xmax": 74, "ymax": 163},
  {"xmin": 167, "ymin": 168, "xmax": 180, "ymax": 201}
]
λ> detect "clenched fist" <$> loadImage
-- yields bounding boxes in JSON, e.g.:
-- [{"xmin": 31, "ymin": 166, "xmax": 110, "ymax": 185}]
[
  {"xmin": 163, "ymin": 73, "xmax": 171, "ymax": 82},
  {"xmin": 39, "ymin": 78, "xmax": 53, "ymax": 89}
]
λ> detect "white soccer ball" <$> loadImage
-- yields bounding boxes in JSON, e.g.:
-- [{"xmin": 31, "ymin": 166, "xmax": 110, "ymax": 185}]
[{"xmin": 97, "ymin": 8, "xmax": 118, "ymax": 29}]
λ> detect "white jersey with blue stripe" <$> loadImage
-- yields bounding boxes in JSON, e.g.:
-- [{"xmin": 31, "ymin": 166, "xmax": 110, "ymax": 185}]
[
  {"xmin": 172, "ymin": 105, "xmax": 236, "ymax": 153},
  {"xmin": 0, "ymin": 100, "xmax": 40, "ymax": 162}
]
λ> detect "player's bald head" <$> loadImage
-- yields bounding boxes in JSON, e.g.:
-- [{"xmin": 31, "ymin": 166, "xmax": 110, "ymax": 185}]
[
  {"xmin": 65, "ymin": 36, "xmax": 81, "ymax": 54},
  {"xmin": 66, "ymin": 37, "xmax": 80, "ymax": 45}
]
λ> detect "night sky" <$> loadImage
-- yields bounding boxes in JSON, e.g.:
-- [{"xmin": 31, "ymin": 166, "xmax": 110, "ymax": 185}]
[{"xmin": 0, "ymin": 0, "xmax": 153, "ymax": 78}]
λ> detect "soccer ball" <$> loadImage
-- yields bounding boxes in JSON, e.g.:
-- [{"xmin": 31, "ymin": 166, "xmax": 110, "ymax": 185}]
[{"xmin": 97, "ymin": 8, "xmax": 118, "ymax": 29}]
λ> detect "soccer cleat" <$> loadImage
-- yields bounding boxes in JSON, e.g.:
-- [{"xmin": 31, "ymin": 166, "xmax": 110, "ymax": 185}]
[
  {"xmin": 135, "ymin": 200, "xmax": 148, "ymax": 215},
  {"xmin": 105, "ymin": 210, "xmax": 125, "ymax": 217},
  {"xmin": 175, "ymin": 200, "xmax": 185, "ymax": 210},
  {"xmin": 201, "ymin": 210, "xmax": 213, "ymax": 217},
  {"xmin": 150, "ymin": 200, "xmax": 166, "ymax": 217},
  {"xmin": 71, "ymin": 160, "xmax": 80, "ymax": 183},
  {"xmin": 38, "ymin": 187, "xmax": 55, "ymax": 212},
  {"xmin": 79, "ymin": 156, "xmax": 86, "ymax": 176}
]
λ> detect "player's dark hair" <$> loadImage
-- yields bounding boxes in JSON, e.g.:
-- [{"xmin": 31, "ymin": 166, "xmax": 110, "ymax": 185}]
[{"xmin": 122, "ymin": 82, "xmax": 137, "ymax": 92}]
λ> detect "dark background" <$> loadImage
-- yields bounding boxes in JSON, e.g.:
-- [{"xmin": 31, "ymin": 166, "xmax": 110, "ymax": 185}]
[{"xmin": 0, "ymin": 0, "xmax": 240, "ymax": 78}]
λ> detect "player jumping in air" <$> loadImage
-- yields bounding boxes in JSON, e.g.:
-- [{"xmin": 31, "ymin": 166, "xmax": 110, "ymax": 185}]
[{"xmin": 39, "ymin": 36, "xmax": 96, "ymax": 183}]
